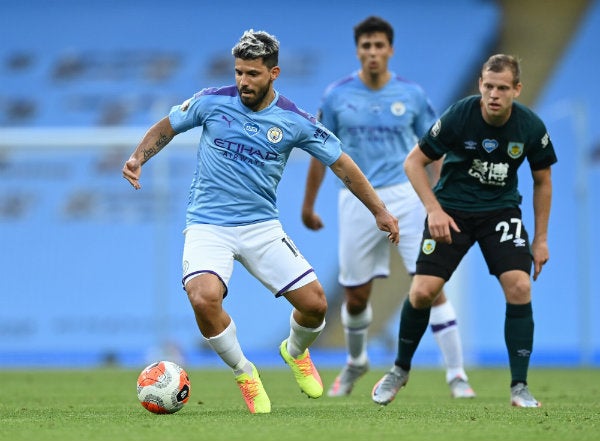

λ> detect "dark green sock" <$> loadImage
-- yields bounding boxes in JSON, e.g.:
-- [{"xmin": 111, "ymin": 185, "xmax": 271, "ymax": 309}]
[
  {"xmin": 394, "ymin": 297, "xmax": 431, "ymax": 371},
  {"xmin": 504, "ymin": 302, "xmax": 534, "ymax": 386}
]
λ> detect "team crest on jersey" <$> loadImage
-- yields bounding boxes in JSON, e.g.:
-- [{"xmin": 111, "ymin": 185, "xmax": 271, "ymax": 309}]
[
  {"xmin": 267, "ymin": 126, "xmax": 283, "ymax": 143},
  {"xmin": 391, "ymin": 101, "xmax": 406, "ymax": 116},
  {"xmin": 422, "ymin": 239, "xmax": 436, "ymax": 255},
  {"xmin": 482, "ymin": 139, "xmax": 499, "ymax": 153},
  {"xmin": 244, "ymin": 122, "xmax": 260, "ymax": 137},
  {"xmin": 507, "ymin": 142, "xmax": 524, "ymax": 159},
  {"xmin": 430, "ymin": 119, "xmax": 441, "ymax": 137}
]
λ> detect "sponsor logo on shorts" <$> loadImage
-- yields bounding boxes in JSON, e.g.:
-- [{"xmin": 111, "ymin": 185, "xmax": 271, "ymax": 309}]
[
  {"xmin": 422, "ymin": 239, "xmax": 436, "ymax": 255},
  {"xmin": 513, "ymin": 238, "xmax": 527, "ymax": 247}
]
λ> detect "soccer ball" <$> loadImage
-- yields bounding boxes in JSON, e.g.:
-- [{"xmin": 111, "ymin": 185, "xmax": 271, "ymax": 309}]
[{"xmin": 136, "ymin": 360, "xmax": 191, "ymax": 414}]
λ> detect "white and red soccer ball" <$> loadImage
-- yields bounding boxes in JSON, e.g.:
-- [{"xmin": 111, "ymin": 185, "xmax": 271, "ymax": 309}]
[{"xmin": 137, "ymin": 360, "xmax": 191, "ymax": 414}]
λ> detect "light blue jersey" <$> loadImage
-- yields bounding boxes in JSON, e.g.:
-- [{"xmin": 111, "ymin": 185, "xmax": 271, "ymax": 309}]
[
  {"xmin": 169, "ymin": 85, "xmax": 342, "ymax": 227},
  {"xmin": 319, "ymin": 71, "xmax": 436, "ymax": 188}
]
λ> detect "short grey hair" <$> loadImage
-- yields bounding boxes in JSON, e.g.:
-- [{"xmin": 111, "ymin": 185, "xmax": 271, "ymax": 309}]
[{"xmin": 231, "ymin": 29, "xmax": 279, "ymax": 68}]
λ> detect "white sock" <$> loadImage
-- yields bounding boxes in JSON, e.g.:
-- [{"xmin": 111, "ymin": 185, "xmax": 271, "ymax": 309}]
[
  {"xmin": 430, "ymin": 301, "xmax": 468, "ymax": 383},
  {"xmin": 341, "ymin": 302, "xmax": 372, "ymax": 366},
  {"xmin": 286, "ymin": 311, "xmax": 325, "ymax": 358},
  {"xmin": 205, "ymin": 320, "xmax": 251, "ymax": 375}
]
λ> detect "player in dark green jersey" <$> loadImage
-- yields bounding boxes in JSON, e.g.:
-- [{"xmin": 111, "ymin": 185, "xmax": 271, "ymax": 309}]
[{"xmin": 372, "ymin": 54, "xmax": 557, "ymax": 408}]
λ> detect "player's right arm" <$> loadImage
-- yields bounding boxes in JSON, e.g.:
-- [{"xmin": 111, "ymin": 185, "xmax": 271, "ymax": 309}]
[
  {"xmin": 404, "ymin": 143, "xmax": 460, "ymax": 244},
  {"xmin": 301, "ymin": 157, "xmax": 327, "ymax": 230},
  {"xmin": 329, "ymin": 152, "xmax": 399, "ymax": 244},
  {"xmin": 122, "ymin": 116, "xmax": 177, "ymax": 190}
]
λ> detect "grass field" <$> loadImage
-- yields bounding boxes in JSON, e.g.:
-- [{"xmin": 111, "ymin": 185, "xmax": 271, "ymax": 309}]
[{"xmin": 1, "ymin": 367, "xmax": 598, "ymax": 441}]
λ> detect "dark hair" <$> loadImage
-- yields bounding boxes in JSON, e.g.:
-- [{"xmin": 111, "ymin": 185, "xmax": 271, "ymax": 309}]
[
  {"xmin": 231, "ymin": 29, "xmax": 279, "ymax": 68},
  {"xmin": 353, "ymin": 16, "xmax": 394, "ymax": 46},
  {"xmin": 481, "ymin": 54, "xmax": 521, "ymax": 86}
]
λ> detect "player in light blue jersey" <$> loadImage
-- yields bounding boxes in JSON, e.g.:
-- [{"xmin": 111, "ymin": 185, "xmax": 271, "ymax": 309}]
[
  {"xmin": 302, "ymin": 16, "xmax": 475, "ymax": 399},
  {"xmin": 123, "ymin": 29, "xmax": 399, "ymax": 414}
]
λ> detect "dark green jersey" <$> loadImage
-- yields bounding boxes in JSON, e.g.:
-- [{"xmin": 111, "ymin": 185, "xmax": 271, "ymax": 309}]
[{"xmin": 419, "ymin": 95, "xmax": 557, "ymax": 211}]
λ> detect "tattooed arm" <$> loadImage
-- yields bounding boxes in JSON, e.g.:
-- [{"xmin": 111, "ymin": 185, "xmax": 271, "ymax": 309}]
[
  {"xmin": 122, "ymin": 116, "xmax": 176, "ymax": 190},
  {"xmin": 329, "ymin": 152, "xmax": 399, "ymax": 244}
]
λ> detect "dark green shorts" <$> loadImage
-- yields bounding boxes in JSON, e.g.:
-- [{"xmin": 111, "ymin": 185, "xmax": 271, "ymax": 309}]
[{"xmin": 416, "ymin": 207, "xmax": 533, "ymax": 281}]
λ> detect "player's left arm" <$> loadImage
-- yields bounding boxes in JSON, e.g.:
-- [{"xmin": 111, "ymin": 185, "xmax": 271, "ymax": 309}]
[
  {"xmin": 329, "ymin": 152, "xmax": 399, "ymax": 244},
  {"xmin": 122, "ymin": 116, "xmax": 177, "ymax": 189},
  {"xmin": 425, "ymin": 156, "xmax": 443, "ymax": 186},
  {"xmin": 531, "ymin": 166, "xmax": 553, "ymax": 281}
]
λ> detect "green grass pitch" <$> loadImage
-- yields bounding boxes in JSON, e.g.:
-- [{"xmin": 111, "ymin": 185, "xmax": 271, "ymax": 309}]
[{"xmin": 1, "ymin": 367, "xmax": 598, "ymax": 441}]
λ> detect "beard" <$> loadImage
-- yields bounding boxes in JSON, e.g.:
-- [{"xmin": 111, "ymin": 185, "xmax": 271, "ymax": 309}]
[{"xmin": 238, "ymin": 81, "xmax": 272, "ymax": 110}]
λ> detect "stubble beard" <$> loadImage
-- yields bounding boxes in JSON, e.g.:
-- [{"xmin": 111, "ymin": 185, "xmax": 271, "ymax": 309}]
[{"xmin": 239, "ymin": 81, "xmax": 271, "ymax": 111}]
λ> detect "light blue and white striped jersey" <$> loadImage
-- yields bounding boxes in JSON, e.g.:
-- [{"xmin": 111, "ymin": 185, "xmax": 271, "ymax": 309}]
[
  {"xmin": 169, "ymin": 85, "xmax": 342, "ymax": 227},
  {"xmin": 319, "ymin": 71, "xmax": 436, "ymax": 188}
]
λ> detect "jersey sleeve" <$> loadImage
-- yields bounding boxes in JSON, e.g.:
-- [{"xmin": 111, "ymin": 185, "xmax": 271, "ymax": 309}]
[
  {"xmin": 527, "ymin": 121, "xmax": 558, "ymax": 170},
  {"xmin": 299, "ymin": 118, "xmax": 343, "ymax": 166},
  {"xmin": 168, "ymin": 90, "xmax": 210, "ymax": 133},
  {"xmin": 412, "ymin": 88, "xmax": 437, "ymax": 139},
  {"xmin": 317, "ymin": 89, "xmax": 337, "ymax": 135},
  {"xmin": 418, "ymin": 100, "xmax": 464, "ymax": 160}
]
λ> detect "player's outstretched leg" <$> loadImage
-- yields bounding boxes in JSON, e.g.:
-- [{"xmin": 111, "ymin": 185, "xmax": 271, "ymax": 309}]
[
  {"xmin": 279, "ymin": 339, "xmax": 323, "ymax": 398},
  {"xmin": 234, "ymin": 362, "xmax": 271, "ymax": 414}
]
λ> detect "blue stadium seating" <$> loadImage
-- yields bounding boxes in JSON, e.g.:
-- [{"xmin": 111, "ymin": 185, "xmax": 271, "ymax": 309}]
[{"xmin": 1, "ymin": 0, "xmax": 500, "ymax": 127}]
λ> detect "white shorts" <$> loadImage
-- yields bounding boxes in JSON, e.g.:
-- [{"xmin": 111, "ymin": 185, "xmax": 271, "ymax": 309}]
[
  {"xmin": 182, "ymin": 220, "xmax": 317, "ymax": 297},
  {"xmin": 338, "ymin": 181, "xmax": 425, "ymax": 287}
]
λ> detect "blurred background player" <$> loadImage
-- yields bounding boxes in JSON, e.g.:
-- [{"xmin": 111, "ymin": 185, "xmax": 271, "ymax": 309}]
[
  {"xmin": 301, "ymin": 16, "xmax": 475, "ymax": 398},
  {"xmin": 372, "ymin": 54, "xmax": 557, "ymax": 408},
  {"xmin": 123, "ymin": 29, "xmax": 399, "ymax": 414}
]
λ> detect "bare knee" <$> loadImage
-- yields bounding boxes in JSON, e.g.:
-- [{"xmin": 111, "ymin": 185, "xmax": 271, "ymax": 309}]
[
  {"xmin": 187, "ymin": 287, "xmax": 221, "ymax": 314},
  {"xmin": 185, "ymin": 275, "xmax": 228, "ymax": 336},
  {"xmin": 301, "ymin": 287, "xmax": 327, "ymax": 322},
  {"xmin": 409, "ymin": 287, "xmax": 436, "ymax": 309},
  {"xmin": 344, "ymin": 282, "xmax": 372, "ymax": 314},
  {"xmin": 186, "ymin": 275, "xmax": 223, "ymax": 308},
  {"xmin": 500, "ymin": 271, "xmax": 531, "ymax": 304},
  {"xmin": 408, "ymin": 275, "xmax": 445, "ymax": 309},
  {"xmin": 285, "ymin": 281, "xmax": 327, "ymax": 327}
]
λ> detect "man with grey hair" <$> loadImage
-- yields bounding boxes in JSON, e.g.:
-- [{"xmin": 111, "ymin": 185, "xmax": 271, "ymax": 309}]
[{"xmin": 122, "ymin": 29, "xmax": 399, "ymax": 414}]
